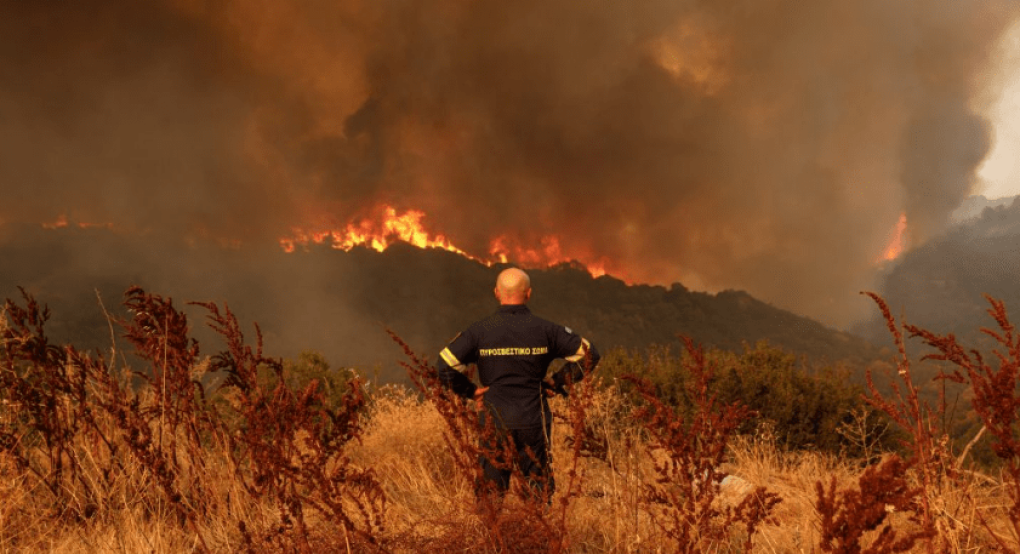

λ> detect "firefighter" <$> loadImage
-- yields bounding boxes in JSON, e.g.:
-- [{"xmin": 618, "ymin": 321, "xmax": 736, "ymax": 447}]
[{"xmin": 435, "ymin": 267, "xmax": 600, "ymax": 509}]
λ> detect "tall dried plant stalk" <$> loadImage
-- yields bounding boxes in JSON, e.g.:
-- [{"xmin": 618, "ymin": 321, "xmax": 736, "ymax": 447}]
[{"xmin": 624, "ymin": 336, "xmax": 781, "ymax": 553}]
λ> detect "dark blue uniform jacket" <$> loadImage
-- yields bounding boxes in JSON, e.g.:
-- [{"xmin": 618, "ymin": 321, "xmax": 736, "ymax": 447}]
[{"xmin": 436, "ymin": 304, "xmax": 599, "ymax": 429}]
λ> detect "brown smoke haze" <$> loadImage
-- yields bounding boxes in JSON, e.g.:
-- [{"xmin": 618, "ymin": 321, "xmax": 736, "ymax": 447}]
[{"xmin": 2, "ymin": 0, "xmax": 1018, "ymax": 326}]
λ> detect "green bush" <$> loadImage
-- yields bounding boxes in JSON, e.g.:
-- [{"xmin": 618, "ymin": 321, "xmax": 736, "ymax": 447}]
[
  {"xmin": 598, "ymin": 340, "xmax": 896, "ymax": 457},
  {"xmin": 256, "ymin": 350, "xmax": 358, "ymax": 411}
]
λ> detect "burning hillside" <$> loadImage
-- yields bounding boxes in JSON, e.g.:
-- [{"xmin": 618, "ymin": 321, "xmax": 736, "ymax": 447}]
[
  {"xmin": 279, "ymin": 205, "xmax": 611, "ymax": 278},
  {"xmin": 861, "ymin": 196, "xmax": 1020, "ymax": 349},
  {"xmin": 0, "ymin": 224, "xmax": 881, "ymax": 379}
]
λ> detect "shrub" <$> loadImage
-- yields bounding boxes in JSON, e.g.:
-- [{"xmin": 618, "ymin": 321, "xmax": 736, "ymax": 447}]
[
  {"xmin": 598, "ymin": 340, "xmax": 891, "ymax": 457},
  {"xmin": 0, "ymin": 287, "xmax": 386, "ymax": 553},
  {"xmin": 866, "ymin": 292, "xmax": 1020, "ymax": 551},
  {"xmin": 815, "ymin": 454, "xmax": 932, "ymax": 554},
  {"xmin": 623, "ymin": 337, "xmax": 781, "ymax": 553}
]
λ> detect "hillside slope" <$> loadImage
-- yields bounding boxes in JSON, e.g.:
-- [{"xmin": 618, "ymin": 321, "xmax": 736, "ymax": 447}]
[
  {"xmin": 1, "ymin": 226, "xmax": 879, "ymax": 376},
  {"xmin": 859, "ymin": 196, "xmax": 1020, "ymax": 351}
]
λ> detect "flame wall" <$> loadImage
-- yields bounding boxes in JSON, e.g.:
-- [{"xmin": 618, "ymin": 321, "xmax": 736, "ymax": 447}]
[{"xmin": 1, "ymin": 0, "xmax": 1017, "ymax": 326}]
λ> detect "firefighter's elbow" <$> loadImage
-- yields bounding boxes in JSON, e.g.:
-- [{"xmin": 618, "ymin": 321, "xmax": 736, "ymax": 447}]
[{"xmin": 586, "ymin": 344, "xmax": 601, "ymax": 370}]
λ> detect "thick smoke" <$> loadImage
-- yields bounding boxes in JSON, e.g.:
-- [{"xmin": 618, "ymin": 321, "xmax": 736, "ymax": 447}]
[{"xmin": 1, "ymin": 0, "xmax": 1017, "ymax": 326}]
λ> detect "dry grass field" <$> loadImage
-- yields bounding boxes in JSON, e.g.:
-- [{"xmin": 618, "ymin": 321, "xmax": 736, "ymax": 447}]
[{"xmin": 2, "ymin": 288, "xmax": 1020, "ymax": 553}]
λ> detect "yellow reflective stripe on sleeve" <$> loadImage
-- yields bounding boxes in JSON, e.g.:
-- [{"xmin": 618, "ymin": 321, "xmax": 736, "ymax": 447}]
[
  {"xmin": 440, "ymin": 347, "xmax": 465, "ymax": 371},
  {"xmin": 564, "ymin": 338, "xmax": 591, "ymax": 362}
]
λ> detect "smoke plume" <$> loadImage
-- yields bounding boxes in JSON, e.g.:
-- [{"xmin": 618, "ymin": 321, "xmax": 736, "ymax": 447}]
[{"xmin": 2, "ymin": 0, "xmax": 1017, "ymax": 326}]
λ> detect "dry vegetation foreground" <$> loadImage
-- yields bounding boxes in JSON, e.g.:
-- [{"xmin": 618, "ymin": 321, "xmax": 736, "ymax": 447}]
[{"xmin": 3, "ymin": 288, "xmax": 1020, "ymax": 553}]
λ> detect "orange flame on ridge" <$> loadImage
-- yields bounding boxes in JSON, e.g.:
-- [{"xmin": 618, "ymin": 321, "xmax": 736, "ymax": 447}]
[
  {"xmin": 280, "ymin": 205, "xmax": 610, "ymax": 278},
  {"xmin": 42, "ymin": 215, "xmax": 69, "ymax": 230},
  {"xmin": 41, "ymin": 214, "xmax": 115, "ymax": 231},
  {"xmin": 280, "ymin": 206, "xmax": 470, "ymax": 256},
  {"xmin": 488, "ymin": 234, "xmax": 607, "ymax": 278}
]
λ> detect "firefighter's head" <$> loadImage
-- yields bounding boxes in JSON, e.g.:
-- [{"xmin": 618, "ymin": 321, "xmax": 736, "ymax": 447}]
[{"xmin": 495, "ymin": 267, "xmax": 531, "ymax": 305}]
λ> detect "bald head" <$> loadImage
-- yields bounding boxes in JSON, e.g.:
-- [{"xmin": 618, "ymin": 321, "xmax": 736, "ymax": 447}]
[{"xmin": 494, "ymin": 267, "xmax": 532, "ymax": 305}]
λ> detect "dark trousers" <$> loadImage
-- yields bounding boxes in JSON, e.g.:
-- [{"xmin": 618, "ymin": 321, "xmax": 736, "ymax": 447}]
[{"xmin": 478, "ymin": 424, "xmax": 554, "ymax": 503}]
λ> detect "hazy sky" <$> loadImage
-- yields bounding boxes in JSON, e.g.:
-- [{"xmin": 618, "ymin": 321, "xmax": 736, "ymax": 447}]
[
  {"xmin": 978, "ymin": 19, "xmax": 1020, "ymax": 199},
  {"xmin": 2, "ymin": 1, "xmax": 1019, "ymax": 327}
]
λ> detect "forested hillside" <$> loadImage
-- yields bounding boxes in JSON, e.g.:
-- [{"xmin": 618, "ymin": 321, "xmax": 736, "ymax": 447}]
[
  {"xmin": 860, "ymin": 196, "xmax": 1020, "ymax": 353},
  {"xmin": 1, "ymin": 225, "xmax": 879, "ymax": 380}
]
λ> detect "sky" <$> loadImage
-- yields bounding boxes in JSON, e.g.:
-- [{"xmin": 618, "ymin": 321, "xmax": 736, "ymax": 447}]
[
  {"xmin": 2, "ymin": 0, "xmax": 1019, "ymax": 328},
  {"xmin": 978, "ymin": 19, "xmax": 1020, "ymax": 199}
]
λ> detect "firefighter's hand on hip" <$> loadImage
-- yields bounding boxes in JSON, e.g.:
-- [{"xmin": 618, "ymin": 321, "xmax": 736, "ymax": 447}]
[{"xmin": 473, "ymin": 386, "xmax": 489, "ymax": 410}]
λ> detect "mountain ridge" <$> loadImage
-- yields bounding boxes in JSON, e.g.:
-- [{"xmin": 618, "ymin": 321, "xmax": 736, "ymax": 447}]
[
  {"xmin": 1, "ymin": 226, "xmax": 881, "ymax": 378},
  {"xmin": 858, "ymin": 195, "xmax": 1020, "ymax": 353}
]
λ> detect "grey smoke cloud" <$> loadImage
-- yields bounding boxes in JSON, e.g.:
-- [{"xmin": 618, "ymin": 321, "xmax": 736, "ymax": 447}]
[{"xmin": 1, "ymin": 0, "xmax": 1017, "ymax": 326}]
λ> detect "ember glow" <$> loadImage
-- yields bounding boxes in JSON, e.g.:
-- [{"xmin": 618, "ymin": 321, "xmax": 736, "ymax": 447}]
[
  {"xmin": 279, "ymin": 206, "xmax": 610, "ymax": 278},
  {"xmin": 41, "ymin": 215, "xmax": 69, "ymax": 230},
  {"xmin": 41, "ymin": 215, "xmax": 114, "ymax": 231}
]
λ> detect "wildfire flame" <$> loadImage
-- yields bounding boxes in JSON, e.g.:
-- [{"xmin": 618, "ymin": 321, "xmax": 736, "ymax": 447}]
[
  {"xmin": 41, "ymin": 214, "xmax": 114, "ymax": 231},
  {"xmin": 280, "ymin": 205, "xmax": 609, "ymax": 278},
  {"xmin": 41, "ymin": 215, "xmax": 69, "ymax": 230},
  {"xmin": 488, "ymin": 234, "xmax": 607, "ymax": 278},
  {"xmin": 880, "ymin": 212, "xmax": 908, "ymax": 262},
  {"xmin": 280, "ymin": 206, "xmax": 470, "ymax": 255}
]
